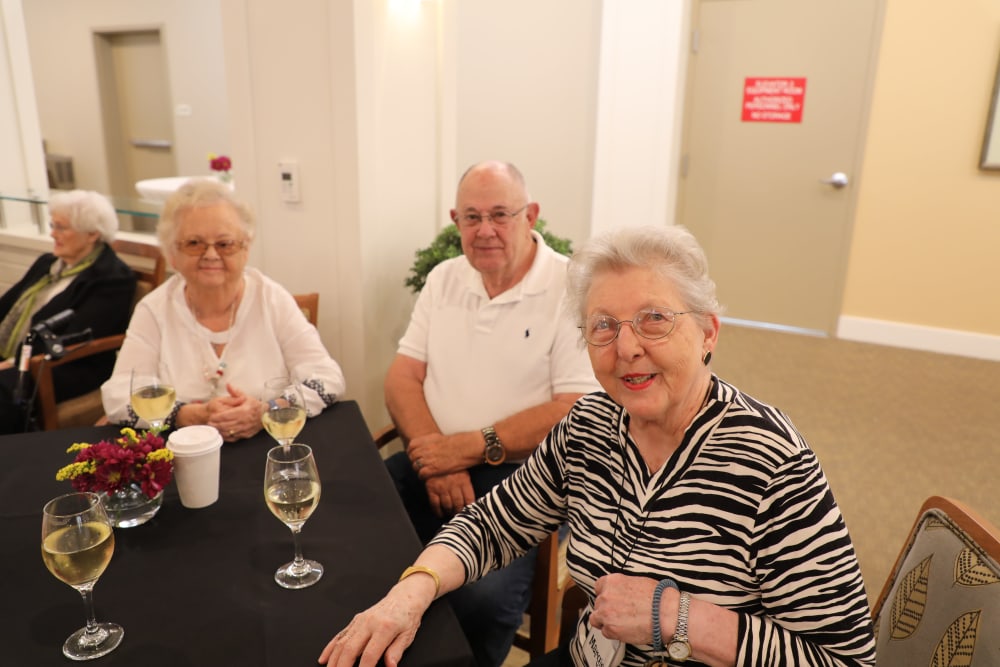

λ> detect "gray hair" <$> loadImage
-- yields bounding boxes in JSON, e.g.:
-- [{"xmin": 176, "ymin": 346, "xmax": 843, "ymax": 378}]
[
  {"xmin": 157, "ymin": 178, "xmax": 254, "ymax": 253},
  {"xmin": 566, "ymin": 225, "xmax": 722, "ymax": 329},
  {"xmin": 48, "ymin": 190, "xmax": 118, "ymax": 243}
]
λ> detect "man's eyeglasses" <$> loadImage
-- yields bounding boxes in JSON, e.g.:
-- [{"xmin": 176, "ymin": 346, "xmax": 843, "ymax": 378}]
[
  {"xmin": 176, "ymin": 238, "xmax": 246, "ymax": 257},
  {"xmin": 456, "ymin": 204, "xmax": 529, "ymax": 228},
  {"xmin": 579, "ymin": 308, "xmax": 694, "ymax": 346}
]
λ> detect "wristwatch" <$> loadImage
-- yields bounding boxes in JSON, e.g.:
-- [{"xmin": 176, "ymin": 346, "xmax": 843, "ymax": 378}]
[
  {"xmin": 667, "ymin": 590, "xmax": 692, "ymax": 661},
  {"xmin": 481, "ymin": 426, "xmax": 506, "ymax": 465}
]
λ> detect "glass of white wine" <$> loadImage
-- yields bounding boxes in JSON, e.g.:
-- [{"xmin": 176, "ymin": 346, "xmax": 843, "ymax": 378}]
[
  {"xmin": 41, "ymin": 492, "xmax": 123, "ymax": 661},
  {"xmin": 129, "ymin": 369, "xmax": 176, "ymax": 433},
  {"xmin": 261, "ymin": 377, "xmax": 307, "ymax": 449},
  {"xmin": 264, "ymin": 443, "xmax": 323, "ymax": 589}
]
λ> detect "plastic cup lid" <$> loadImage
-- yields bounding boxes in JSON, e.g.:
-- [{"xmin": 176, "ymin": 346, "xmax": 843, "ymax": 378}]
[{"xmin": 167, "ymin": 425, "xmax": 224, "ymax": 455}]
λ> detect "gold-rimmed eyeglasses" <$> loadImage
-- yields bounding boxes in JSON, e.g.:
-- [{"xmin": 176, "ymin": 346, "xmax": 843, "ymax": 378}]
[
  {"xmin": 176, "ymin": 238, "xmax": 247, "ymax": 257},
  {"xmin": 455, "ymin": 204, "xmax": 529, "ymax": 229},
  {"xmin": 579, "ymin": 308, "xmax": 695, "ymax": 346}
]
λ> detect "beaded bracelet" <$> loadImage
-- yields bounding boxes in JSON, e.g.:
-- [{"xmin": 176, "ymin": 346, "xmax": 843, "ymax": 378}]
[{"xmin": 652, "ymin": 578, "xmax": 678, "ymax": 653}]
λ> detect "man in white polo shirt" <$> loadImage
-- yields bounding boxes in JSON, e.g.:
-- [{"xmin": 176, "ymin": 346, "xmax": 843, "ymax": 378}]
[{"xmin": 384, "ymin": 160, "xmax": 599, "ymax": 667}]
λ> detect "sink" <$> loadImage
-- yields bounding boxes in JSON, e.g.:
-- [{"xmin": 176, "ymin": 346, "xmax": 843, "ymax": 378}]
[{"xmin": 135, "ymin": 176, "xmax": 232, "ymax": 203}]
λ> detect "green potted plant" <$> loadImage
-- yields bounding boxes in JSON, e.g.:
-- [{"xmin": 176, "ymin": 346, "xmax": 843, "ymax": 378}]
[{"xmin": 404, "ymin": 219, "xmax": 573, "ymax": 293}]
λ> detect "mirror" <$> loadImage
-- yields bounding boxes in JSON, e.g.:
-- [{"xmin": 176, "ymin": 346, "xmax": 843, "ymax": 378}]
[
  {"xmin": 980, "ymin": 50, "xmax": 1000, "ymax": 170},
  {"xmin": 17, "ymin": 1, "xmax": 229, "ymax": 218}
]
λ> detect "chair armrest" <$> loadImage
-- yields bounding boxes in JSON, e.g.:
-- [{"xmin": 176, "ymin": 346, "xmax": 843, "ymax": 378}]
[
  {"xmin": 372, "ymin": 424, "xmax": 399, "ymax": 449},
  {"xmin": 28, "ymin": 334, "xmax": 126, "ymax": 431}
]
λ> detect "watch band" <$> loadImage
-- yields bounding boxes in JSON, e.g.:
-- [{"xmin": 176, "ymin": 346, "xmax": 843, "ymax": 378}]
[{"xmin": 666, "ymin": 590, "xmax": 692, "ymax": 662}]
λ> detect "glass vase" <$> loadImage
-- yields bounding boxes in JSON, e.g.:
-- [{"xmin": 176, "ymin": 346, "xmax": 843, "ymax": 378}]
[{"xmin": 101, "ymin": 485, "xmax": 163, "ymax": 528}]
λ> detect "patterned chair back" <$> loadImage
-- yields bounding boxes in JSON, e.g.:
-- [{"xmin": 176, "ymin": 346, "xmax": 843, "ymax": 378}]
[{"xmin": 872, "ymin": 496, "xmax": 1000, "ymax": 666}]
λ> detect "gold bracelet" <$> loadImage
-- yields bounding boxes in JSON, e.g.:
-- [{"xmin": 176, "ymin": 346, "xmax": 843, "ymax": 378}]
[{"xmin": 398, "ymin": 565, "xmax": 441, "ymax": 597}]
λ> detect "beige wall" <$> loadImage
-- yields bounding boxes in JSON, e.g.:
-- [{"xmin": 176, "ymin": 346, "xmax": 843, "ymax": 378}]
[{"xmin": 843, "ymin": 0, "xmax": 1000, "ymax": 340}]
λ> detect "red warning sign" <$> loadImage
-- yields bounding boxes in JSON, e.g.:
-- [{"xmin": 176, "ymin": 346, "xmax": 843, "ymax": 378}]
[{"xmin": 742, "ymin": 77, "xmax": 806, "ymax": 123}]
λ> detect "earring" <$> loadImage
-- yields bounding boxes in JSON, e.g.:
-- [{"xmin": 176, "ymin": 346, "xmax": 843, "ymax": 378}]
[{"xmin": 703, "ymin": 350, "xmax": 713, "ymax": 365}]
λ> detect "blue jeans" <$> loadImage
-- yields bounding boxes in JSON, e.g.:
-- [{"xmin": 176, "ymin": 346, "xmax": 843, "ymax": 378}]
[{"xmin": 386, "ymin": 452, "xmax": 536, "ymax": 667}]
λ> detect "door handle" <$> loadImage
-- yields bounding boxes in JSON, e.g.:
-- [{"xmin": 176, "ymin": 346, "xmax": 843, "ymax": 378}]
[
  {"xmin": 819, "ymin": 172, "xmax": 849, "ymax": 188},
  {"xmin": 130, "ymin": 139, "xmax": 172, "ymax": 149}
]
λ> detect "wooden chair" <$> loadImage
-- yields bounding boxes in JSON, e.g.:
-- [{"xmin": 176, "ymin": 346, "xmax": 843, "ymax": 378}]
[
  {"xmin": 872, "ymin": 496, "xmax": 1000, "ymax": 666},
  {"xmin": 293, "ymin": 292, "xmax": 319, "ymax": 326},
  {"xmin": 27, "ymin": 239, "xmax": 166, "ymax": 430},
  {"xmin": 371, "ymin": 424, "xmax": 575, "ymax": 658}
]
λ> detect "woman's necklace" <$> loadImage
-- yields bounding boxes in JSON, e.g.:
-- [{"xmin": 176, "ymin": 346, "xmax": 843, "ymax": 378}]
[{"xmin": 185, "ymin": 281, "xmax": 242, "ymax": 394}]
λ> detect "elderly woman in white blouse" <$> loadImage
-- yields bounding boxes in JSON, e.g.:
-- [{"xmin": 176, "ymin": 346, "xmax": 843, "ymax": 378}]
[{"xmin": 101, "ymin": 179, "xmax": 345, "ymax": 442}]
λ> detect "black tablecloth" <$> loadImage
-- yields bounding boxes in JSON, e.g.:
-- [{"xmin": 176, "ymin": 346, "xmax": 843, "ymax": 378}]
[{"xmin": 0, "ymin": 401, "xmax": 472, "ymax": 667}]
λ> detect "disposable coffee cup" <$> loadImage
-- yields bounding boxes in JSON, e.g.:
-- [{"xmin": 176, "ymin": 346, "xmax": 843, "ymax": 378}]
[{"xmin": 167, "ymin": 425, "xmax": 224, "ymax": 508}]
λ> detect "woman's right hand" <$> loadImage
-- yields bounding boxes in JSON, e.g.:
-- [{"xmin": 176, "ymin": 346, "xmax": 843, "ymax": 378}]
[{"xmin": 318, "ymin": 578, "xmax": 435, "ymax": 667}]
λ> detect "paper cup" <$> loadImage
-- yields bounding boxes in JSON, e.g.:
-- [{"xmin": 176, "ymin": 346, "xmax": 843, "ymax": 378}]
[{"xmin": 167, "ymin": 425, "xmax": 224, "ymax": 508}]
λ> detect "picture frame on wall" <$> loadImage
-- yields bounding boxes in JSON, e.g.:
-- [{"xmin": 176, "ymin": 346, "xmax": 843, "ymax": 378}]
[{"xmin": 979, "ymin": 49, "xmax": 1000, "ymax": 170}]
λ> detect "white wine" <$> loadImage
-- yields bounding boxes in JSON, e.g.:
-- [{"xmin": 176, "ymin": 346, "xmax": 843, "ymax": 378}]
[
  {"xmin": 262, "ymin": 406, "xmax": 306, "ymax": 443},
  {"xmin": 41, "ymin": 522, "xmax": 114, "ymax": 587},
  {"xmin": 131, "ymin": 385, "xmax": 176, "ymax": 422},
  {"xmin": 265, "ymin": 478, "xmax": 320, "ymax": 526}
]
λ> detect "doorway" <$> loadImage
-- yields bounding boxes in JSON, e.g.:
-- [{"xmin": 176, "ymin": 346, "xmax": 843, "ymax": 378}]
[
  {"xmin": 94, "ymin": 29, "xmax": 176, "ymax": 231},
  {"xmin": 677, "ymin": 0, "xmax": 884, "ymax": 334}
]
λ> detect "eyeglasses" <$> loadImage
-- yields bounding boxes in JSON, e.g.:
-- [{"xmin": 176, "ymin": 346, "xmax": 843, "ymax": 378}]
[
  {"xmin": 579, "ymin": 308, "xmax": 695, "ymax": 346},
  {"xmin": 49, "ymin": 221, "xmax": 73, "ymax": 233},
  {"xmin": 456, "ymin": 204, "xmax": 529, "ymax": 229},
  {"xmin": 176, "ymin": 238, "xmax": 247, "ymax": 257}
]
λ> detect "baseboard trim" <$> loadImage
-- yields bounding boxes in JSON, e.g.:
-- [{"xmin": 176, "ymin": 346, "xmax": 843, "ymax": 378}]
[{"xmin": 837, "ymin": 316, "xmax": 1000, "ymax": 362}]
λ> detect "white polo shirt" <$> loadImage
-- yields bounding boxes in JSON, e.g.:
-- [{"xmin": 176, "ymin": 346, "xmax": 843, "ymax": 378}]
[{"xmin": 397, "ymin": 231, "xmax": 600, "ymax": 435}]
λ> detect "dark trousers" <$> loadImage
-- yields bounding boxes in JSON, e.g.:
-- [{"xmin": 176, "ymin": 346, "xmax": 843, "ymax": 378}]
[{"xmin": 385, "ymin": 452, "xmax": 537, "ymax": 667}]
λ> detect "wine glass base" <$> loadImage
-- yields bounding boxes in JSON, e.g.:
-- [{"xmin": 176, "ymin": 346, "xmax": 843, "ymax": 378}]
[
  {"xmin": 274, "ymin": 559, "xmax": 323, "ymax": 589},
  {"xmin": 63, "ymin": 622, "xmax": 124, "ymax": 661}
]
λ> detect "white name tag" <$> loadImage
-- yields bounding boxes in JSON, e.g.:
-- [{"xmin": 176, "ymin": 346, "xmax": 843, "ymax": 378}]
[{"xmin": 571, "ymin": 602, "xmax": 625, "ymax": 667}]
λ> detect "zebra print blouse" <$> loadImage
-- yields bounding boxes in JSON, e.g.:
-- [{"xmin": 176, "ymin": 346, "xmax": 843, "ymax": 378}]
[{"xmin": 432, "ymin": 377, "xmax": 877, "ymax": 666}]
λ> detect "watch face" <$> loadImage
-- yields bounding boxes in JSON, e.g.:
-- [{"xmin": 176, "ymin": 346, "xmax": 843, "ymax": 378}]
[
  {"xmin": 667, "ymin": 641, "xmax": 690, "ymax": 661},
  {"xmin": 485, "ymin": 444, "xmax": 506, "ymax": 464}
]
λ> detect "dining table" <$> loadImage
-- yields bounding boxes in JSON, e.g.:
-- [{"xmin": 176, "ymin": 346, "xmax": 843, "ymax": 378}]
[{"xmin": 0, "ymin": 400, "xmax": 473, "ymax": 667}]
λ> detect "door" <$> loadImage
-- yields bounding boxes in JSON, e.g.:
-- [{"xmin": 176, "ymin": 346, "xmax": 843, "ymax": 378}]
[
  {"xmin": 96, "ymin": 30, "xmax": 177, "ymax": 203},
  {"xmin": 677, "ymin": 0, "xmax": 882, "ymax": 333}
]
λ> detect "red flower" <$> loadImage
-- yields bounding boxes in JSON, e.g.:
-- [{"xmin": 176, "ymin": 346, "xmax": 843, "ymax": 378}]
[{"xmin": 210, "ymin": 155, "xmax": 232, "ymax": 172}]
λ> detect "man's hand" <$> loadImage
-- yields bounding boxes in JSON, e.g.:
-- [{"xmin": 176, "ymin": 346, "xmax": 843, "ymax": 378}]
[
  {"xmin": 425, "ymin": 471, "xmax": 475, "ymax": 517},
  {"xmin": 406, "ymin": 432, "xmax": 478, "ymax": 480}
]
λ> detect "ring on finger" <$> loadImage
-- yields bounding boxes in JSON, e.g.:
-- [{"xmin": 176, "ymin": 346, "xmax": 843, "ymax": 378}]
[{"xmin": 414, "ymin": 458, "xmax": 423, "ymax": 471}]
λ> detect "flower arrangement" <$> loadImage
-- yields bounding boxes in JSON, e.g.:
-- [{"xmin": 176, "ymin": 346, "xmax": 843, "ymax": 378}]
[
  {"xmin": 56, "ymin": 428, "xmax": 174, "ymax": 499},
  {"xmin": 208, "ymin": 153, "xmax": 233, "ymax": 184}
]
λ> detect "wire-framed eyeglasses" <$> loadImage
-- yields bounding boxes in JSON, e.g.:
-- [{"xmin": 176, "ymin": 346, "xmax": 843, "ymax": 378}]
[
  {"xmin": 579, "ymin": 308, "xmax": 695, "ymax": 346},
  {"xmin": 176, "ymin": 238, "xmax": 247, "ymax": 257},
  {"xmin": 456, "ymin": 204, "xmax": 529, "ymax": 228}
]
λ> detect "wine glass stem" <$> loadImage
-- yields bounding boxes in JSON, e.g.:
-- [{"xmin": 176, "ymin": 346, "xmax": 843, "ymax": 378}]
[
  {"xmin": 78, "ymin": 583, "xmax": 102, "ymax": 637},
  {"xmin": 289, "ymin": 525, "xmax": 307, "ymax": 568}
]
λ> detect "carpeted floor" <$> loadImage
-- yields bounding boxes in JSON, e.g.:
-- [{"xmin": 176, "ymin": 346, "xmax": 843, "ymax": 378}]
[{"xmin": 710, "ymin": 322, "xmax": 1000, "ymax": 606}]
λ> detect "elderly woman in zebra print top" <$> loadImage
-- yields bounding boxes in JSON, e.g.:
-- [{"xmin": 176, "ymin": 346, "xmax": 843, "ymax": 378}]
[{"xmin": 320, "ymin": 225, "xmax": 876, "ymax": 667}]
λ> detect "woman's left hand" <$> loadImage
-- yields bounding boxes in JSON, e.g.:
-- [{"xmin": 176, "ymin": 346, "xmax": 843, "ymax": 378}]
[
  {"xmin": 206, "ymin": 384, "xmax": 264, "ymax": 442},
  {"xmin": 589, "ymin": 573, "xmax": 661, "ymax": 645}
]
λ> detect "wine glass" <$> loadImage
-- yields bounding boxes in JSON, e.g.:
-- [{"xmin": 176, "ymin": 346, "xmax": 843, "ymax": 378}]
[
  {"xmin": 130, "ymin": 369, "xmax": 176, "ymax": 433},
  {"xmin": 264, "ymin": 443, "xmax": 323, "ymax": 589},
  {"xmin": 41, "ymin": 492, "xmax": 124, "ymax": 661},
  {"xmin": 261, "ymin": 377, "xmax": 307, "ymax": 449}
]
